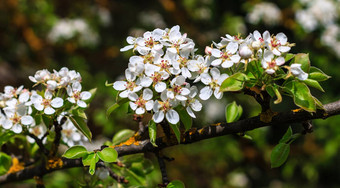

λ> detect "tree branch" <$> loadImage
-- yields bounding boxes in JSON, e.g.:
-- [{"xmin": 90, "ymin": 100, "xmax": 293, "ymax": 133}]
[{"xmin": 1, "ymin": 99, "xmax": 340, "ymax": 185}]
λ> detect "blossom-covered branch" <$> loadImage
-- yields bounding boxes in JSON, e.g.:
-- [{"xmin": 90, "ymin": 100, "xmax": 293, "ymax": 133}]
[{"xmin": 1, "ymin": 98, "xmax": 340, "ymax": 185}]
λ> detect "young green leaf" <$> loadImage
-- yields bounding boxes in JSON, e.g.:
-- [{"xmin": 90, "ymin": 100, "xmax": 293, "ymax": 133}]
[
  {"xmin": 309, "ymin": 67, "xmax": 331, "ymax": 81},
  {"xmin": 284, "ymin": 80, "xmax": 316, "ymax": 112},
  {"xmin": 303, "ymin": 79, "xmax": 325, "ymax": 92},
  {"xmin": 62, "ymin": 145, "xmax": 88, "ymax": 159},
  {"xmin": 82, "ymin": 152, "xmax": 97, "ymax": 166},
  {"xmin": 148, "ymin": 120, "xmax": 157, "ymax": 147},
  {"xmin": 220, "ymin": 73, "xmax": 248, "ymax": 92},
  {"xmin": 167, "ymin": 180, "xmax": 185, "ymax": 188},
  {"xmin": 170, "ymin": 123, "xmax": 181, "ymax": 144},
  {"xmin": 293, "ymin": 53, "xmax": 310, "ymax": 73},
  {"xmin": 279, "ymin": 127, "xmax": 293, "ymax": 144},
  {"xmin": 177, "ymin": 107, "xmax": 192, "ymax": 131},
  {"xmin": 72, "ymin": 108, "xmax": 87, "ymax": 120},
  {"xmin": 271, "ymin": 143, "xmax": 290, "ymax": 168},
  {"xmin": 69, "ymin": 116, "xmax": 92, "ymax": 141},
  {"xmin": 0, "ymin": 152, "xmax": 12, "ymax": 175},
  {"xmin": 89, "ymin": 153, "xmax": 99, "ymax": 175},
  {"xmin": 235, "ymin": 105, "xmax": 243, "ymax": 122},
  {"xmin": 97, "ymin": 147, "xmax": 118, "ymax": 163},
  {"xmin": 0, "ymin": 132, "xmax": 14, "ymax": 147},
  {"xmin": 112, "ymin": 129, "xmax": 135, "ymax": 145},
  {"xmin": 106, "ymin": 98, "xmax": 129, "ymax": 118},
  {"xmin": 225, "ymin": 101, "xmax": 239, "ymax": 123}
]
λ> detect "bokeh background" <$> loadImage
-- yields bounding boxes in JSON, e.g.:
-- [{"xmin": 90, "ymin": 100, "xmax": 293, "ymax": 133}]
[{"xmin": 1, "ymin": 0, "xmax": 340, "ymax": 187}]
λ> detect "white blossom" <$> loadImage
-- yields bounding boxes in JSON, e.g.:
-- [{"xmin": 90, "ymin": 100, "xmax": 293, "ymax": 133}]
[
  {"xmin": 290, "ymin": 64, "xmax": 308, "ymax": 80},
  {"xmin": 199, "ymin": 68, "xmax": 228, "ymax": 100}
]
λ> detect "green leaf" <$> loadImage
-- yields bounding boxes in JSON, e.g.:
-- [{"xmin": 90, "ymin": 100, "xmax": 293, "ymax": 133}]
[
  {"xmin": 235, "ymin": 105, "xmax": 243, "ymax": 122},
  {"xmin": 89, "ymin": 153, "xmax": 99, "ymax": 175},
  {"xmin": 279, "ymin": 127, "xmax": 293, "ymax": 144},
  {"xmin": 69, "ymin": 116, "xmax": 92, "ymax": 141},
  {"xmin": 177, "ymin": 107, "xmax": 192, "ymax": 131},
  {"xmin": 106, "ymin": 98, "xmax": 129, "ymax": 118},
  {"xmin": 293, "ymin": 53, "xmax": 310, "ymax": 73},
  {"xmin": 82, "ymin": 152, "xmax": 98, "ymax": 166},
  {"xmin": 62, "ymin": 145, "xmax": 88, "ymax": 159},
  {"xmin": 220, "ymin": 73, "xmax": 248, "ymax": 92},
  {"xmin": 303, "ymin": 79, "xmax": 324, "ymax": 92},
  {"xmin": 167, "ymin": 180, "xmax": 185, "ymax": 188},
  {"xmin": 170, "ymin": 123, "xmax": 181, "ymax": 144},
  {"xmin": 97, "ymin": 147, "xmax": 118, "ymax": 163},
  {"xmin": 0, "ymin": 152, "xmax": 12, "ymax": 175},
  {"xmin": 225, "ymin": 101, "xmax": 238, "ymax": 123},
  {"xmin": 72, "ymin": 109, "xmax": 87, "ymax": 120},
  {"xmin": 112, "ymin": 129, "xmax": 135, "ymax": 145},
  {"xmin": 284, "ymin": 53, "xmax": 295, "ymax": 62},
  {"xmin": 271, "ymin": 143, "xmax": 290, "ymax": 168},
  {"xmin": 313, "ymin": 96, "xmax": 325, "ymax": 110},
  {"xmin": 284, "ymin": 80, "xmax": 316, "ymax": 112},
  {"xmin": 148, "ymin": 120, "xmax": 157, "ymax": 147},
  {"xmin": 309, "ymin": 67, "xmax": 331, "ymax": 81}
]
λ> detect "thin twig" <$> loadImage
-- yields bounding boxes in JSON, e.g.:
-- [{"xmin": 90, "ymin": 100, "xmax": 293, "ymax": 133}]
[
  {"xmin": 27, "ymin": 133, "xmax": 49, "ymax": 156},
  {"xmin": 155, "ymin": 151, "xmax": 169, "ymax": 187}
]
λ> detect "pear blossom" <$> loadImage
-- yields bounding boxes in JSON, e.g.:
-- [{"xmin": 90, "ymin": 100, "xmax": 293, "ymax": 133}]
[
  {"xmin": 61, "ymin": 118, "xmax": 87, "ymax": 147},
  {"xmin": 199, "ymin": 68, "xmax": 229, "ymax": 100},
  {"xmin": 113, "ymin": 69, "xmax": 142, "ymax": 98},
  {"xmin": 1, "ymin": 101, "xmax": 34, "ymax": 133},
  {"xmin": 135, "ymin": 29, "xmax": 164, "ymax": 55},
  {"xmin": 31, "ymin": 92, "xmax": 64, "ymax": 115},
  {"xmin": 290, "ymin": 64, "xmax": 308, "ymax": 80},
  {"xmin": 67, "ymin": 82, "xmax": 92, "ymax": 108},
  {"xmin": 251, "ymin": 30, "xmax": 269, "ymax": 50},
  {"xmin": 166, "ymin": 76, "xmax": 190, "ymax": 101},
  {"xmin": 27, "ymin": 124, "xmax": 46, "ymax": 143},
  {"xmin": 153, "ymin": 93, "xmax": 180, "ymax": 124},
  {"xmin": 211, "ymin": 42, "xmax": 240, "ymax": 68},
  {"xmin": 264, "ymin": 32, "xmax": 291, "ymax": 56},
  {"xmin": 3, "ymin": 85, "xmax": 24, "ymax": 99},
  {"xmin": 261, "ymin": 50, "xmax": 285, "ymax": 74},
  {"xmin": 187, "ymin": 55, "xmax": 210, "ymax": 83},
  {"xmin": 29, "ymin": 69, "xmax": 51, "ymax": 84},
  {"xmin": 128, "ymin": 88, "xmax": 154, "ymax": 115}
]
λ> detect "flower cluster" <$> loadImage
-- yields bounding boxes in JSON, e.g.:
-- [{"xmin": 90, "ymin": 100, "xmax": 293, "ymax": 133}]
[
  {"xmin": 115, "ymin": 26, "xmax": 309, "ymax": 125},
  {"xmin": 0, "ymin": 67, "xmax": 91, "ymax": 146}
]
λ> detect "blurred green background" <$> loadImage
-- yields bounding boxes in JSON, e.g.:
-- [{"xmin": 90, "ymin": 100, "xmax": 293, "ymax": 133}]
[{"xmin": 1, "ymin": 0, "xmax": 340, "ymax": 187}]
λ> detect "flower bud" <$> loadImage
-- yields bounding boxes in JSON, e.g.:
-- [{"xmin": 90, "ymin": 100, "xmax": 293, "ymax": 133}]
[
  {"xmin": 239, "ymin": 44, "xmax": 252, "ymax": 59},
  {"xmin": 205, "ymin": 46, "xmax": 212, "ymax": 55}
]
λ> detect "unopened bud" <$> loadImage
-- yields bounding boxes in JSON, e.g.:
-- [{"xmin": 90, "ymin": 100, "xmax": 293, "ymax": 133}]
[
  {"xmin": 205, "ymin": 46, "xmax": 212, "ymax": 55},
  {"xmin": 239, "ymin": 44, "xmax": 252, "ymax": 59}
]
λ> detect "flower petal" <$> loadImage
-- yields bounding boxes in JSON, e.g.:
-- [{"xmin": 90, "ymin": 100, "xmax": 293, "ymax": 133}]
[
  {"xmin": 199, "ymin": 86, "xmax": 213, "ymax": 100},
  {"xmin": 113, "ymin": 81, "xmax": 127, "ymax": 91},
  {"xmin": 153, "ymin": 111, "xmax": 164, "ymax": 123},
  {"xmin": 44, "ymin": 107, "xmax": 55, "ymax": 115},
  {"xmin": 166, "ymin": 109, "xmax": 180, "ymax": 124},
  {"xmin": 51, "ymin": 97, "xmax": 64, "ymax": 108},
  {"xmin": 80, "ymin": 91, "xmax": 91, "ymax": 100}
]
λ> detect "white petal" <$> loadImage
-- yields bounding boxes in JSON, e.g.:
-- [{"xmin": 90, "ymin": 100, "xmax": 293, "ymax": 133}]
[
  {"xmin": 190, "ymin": 100, "xmax": 202, "ymax": 111},
  {"xmin": 120, "ymin": 45, "xmax": 134, "ymax": 52},
  {"xmin": 181, "ymin": 88, "xmax": 190, "ymax": 96},
  {"xmin": 253, "ymin": 30, "xmax": 261, "ymax": 41},
  {"xmin": 175, "ymin": 95, "xmax": 187, "ymax": 101},
  {"xmin": 34, "ymin": 103, "xmax": 44, "ymax": 111},
  {"xmin": 44, "ymin": 107, "xmax": 55, "ymax": 115},
  {"xmin": 80, "ymin": 91, "xmax": 91, "ymax": 100},
  {"xmin": 72, "ymin": 82, "xmax": 82, "ymax": 92},
  {"xmin": 266, "ymin": 69, "xmax": 275, "ymax": 74},
  {"xmin": 199, "ymin": 86, "xmax": 213, "ymax": 100},
  {"xmin": 181, "ymin": 68, "xmax": 192, "ymax": 78},
  {"xmin": 113, "ymin": 81, "xmax": 127, "ymax": 91},
  {"xmin": 21, "ymin": 116, "xmax": 34, "ymax": 125},
  {"xmin": 275, "ymin": 57, "xmax": 285, "ymax": 66},
  {"xmin": 221, "ymin": 61, "xmax": 234, "ymax": 68},
  {"xmin": 143, "ymin": 88, "xmax": 153, "ymax": 100},
  {"xmin": 155, "ymin": 82, "xmax": 166, "ymax": 93},
  {"xmin": 276, "ymin": 33, "xmax": 287, "ymax": 45},
  {"xmin": 166, "ymin": 109, "xmax": 180, "ymax": 125},
  {"xmin": 129, "ymin": 102, "xmax": 138, "ymax": 110},
  {"xmin": 119, "ymin": 90, "xmax": 129, "ymax": 98},
  {"xmin": 214, "ymin": 89, "xmax": 223, "ymax": 99},
  {"xmin": 140, "ymin": 77, "xmax": 153, "ymax": 87},
  {"xmin": 278, "ymin": 46, "xmax": 290, "ymax": 53},
  {"xmin": 19, "ymin": 92, "xmax": 30, "ymax": 103},
  {"xmin": 186, "ymin": 107, "xmax": 196, "ymax": 118},
  {"xmin": 3, "ymin": 119, "xmax": 13, "ymax": 129},
  {"xmin": 211, "ymin": 49, "xmax": 222, "ymax": 58},
  {"xmin": 153, "ymin": 111, "xmax": 164, "ymax": 123},
  {"xmin": 200, "ymin": 73, "xmax": 212, "ymax": 85},
  {"xmin": 210, "ymin": 68, "xmax": 221, "ymax": 80},
  {"xmin": 51, "ymin": 97, "xmax": 63, "ymax": 108},
  {"xmin": 211, "ymin": 59, "xmax": 222, "ymax": 66},
  {"xmin": 230, "ymin": 54, "xmax": 241, "ymax": 63},
  {"xmin": 145, "ymin": 101, "xmax": 154, "ymax": 111},
  {"xmin": 12, "ymin": 124, "xmax": 22, "ymax": 133},
  {"xmin": 125, "ymin": 69, "xmax": 136, "ymax": 82},
  {"xmin": 272, "ymin": 48, "xmax": 281, "ymax": 56},
  {"xmin": 68, "ymin": 97, "xmax": 76, "ymax": 104},
  {"xmin": 226, "ymin": 42, "xmax": 238, "ymax": 54},
  {"xmin": 135, "ymin": 107, "xmax": 145, "ymax": 115},
  {"xmin": 128, "ymin": 93, "xmax": 139, "ymax": 101},
  {"xmin": 77, "ymin": 100, "xmax": 87, "ymax": 108}
]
